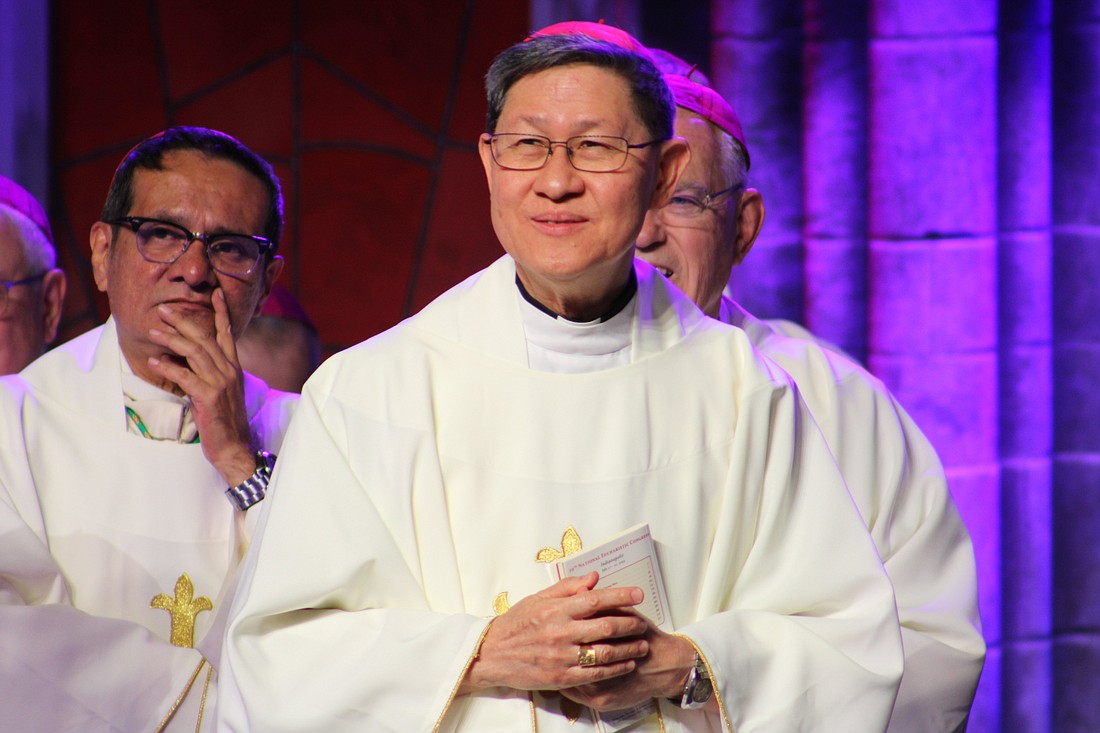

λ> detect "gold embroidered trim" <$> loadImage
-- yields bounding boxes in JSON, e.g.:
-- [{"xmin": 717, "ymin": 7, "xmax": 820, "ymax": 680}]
[
  {"xmin": 672, "ymin": 634, "xmax": 732, "ymax": 731},
  {"xmin": 151, "ymin": 573, "xmax": 213, "ymax": 648},
  {"xmin": 154, "ymin": 658, "xmax": 206, "ymax": 733},
  {"xmin": 194, "ymin": 662, "xmax": 214, "ymax": 733},
  {"xmin": 493, "ymin": 591, "xmax": 511, "ymax": 616},
  {"xmin": 431, "ymin": 619, "xmax": 496, "ymax": 733},
  {"xmin": 536, "ymin": 526, "xmax": 583, "ymax": 563}
]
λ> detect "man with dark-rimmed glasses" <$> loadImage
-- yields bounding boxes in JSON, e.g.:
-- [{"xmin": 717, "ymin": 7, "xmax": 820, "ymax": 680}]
[
  {"xmin": 0, "ymin": 174, "xmax": 66, "ymax": 374},
  {"xmin": 0, "ymin": 127, "xmax": 296, "ymax": 732}
]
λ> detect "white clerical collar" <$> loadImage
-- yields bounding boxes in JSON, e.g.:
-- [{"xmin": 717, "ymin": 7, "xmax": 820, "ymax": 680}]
[
  {"xmin": 517, "ymin": 285, "xmax": 637, "ymax": 374},
  {"xmin": 120, "ymin": 356, "xmax": 198, "ymax": 443}
]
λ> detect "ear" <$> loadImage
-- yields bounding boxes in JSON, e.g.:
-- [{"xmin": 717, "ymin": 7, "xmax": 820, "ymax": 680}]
[
  {"xmin": 477, "ymin": 134, "xmax": 496, "ymax": 193},
  {"xmin": 252, "ymin": 254, "xmax": 285, "ymax": 319},
  {"xmin": 732, "ymin": 189, "xmax": 765, "ymax": 265},
  {"xmin": 648, "ymin": 137, "xmax": 691, "ymax": 210},
  {"xmin": 40, "ymin": 269, "xmax": 67, "ymax": 345},
  {"xmin": 89, "ymin": 221, "xmax": 113, "ymax": 293}
]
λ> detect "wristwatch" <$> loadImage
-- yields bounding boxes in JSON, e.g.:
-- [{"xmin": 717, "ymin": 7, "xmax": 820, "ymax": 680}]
[
  {"xmin": 224, "ymin": 450, "xmax": 276, "ymax": 511},
  {"xmin": 671, "ymin": 652, "xmax": 713, "ymax": 710}
]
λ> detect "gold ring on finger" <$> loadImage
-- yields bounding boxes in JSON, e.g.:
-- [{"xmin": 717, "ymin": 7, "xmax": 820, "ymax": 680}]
[{"xmin": 577, "ymin": 645, "xmax": 598, "ymax": 667}]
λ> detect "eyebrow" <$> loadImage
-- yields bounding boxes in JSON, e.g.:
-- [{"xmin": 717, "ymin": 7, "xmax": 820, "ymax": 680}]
[
  {"xmin": 141, "ymin": 211, "xmax": 254, "ymax": 237},
  {"xmin": 508, "ymin": 115, "xmax": 620, "ymax": 135}
]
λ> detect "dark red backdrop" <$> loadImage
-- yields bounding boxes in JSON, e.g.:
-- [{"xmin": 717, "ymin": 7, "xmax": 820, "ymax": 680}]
[{"xmin": 50, "ymin": 0, "xmax": 528, "ymax": 356}]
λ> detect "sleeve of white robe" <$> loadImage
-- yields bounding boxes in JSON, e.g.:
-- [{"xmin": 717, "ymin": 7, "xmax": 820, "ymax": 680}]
[
  {"xmin": 675, "ymin": 372, "xmax": 904, "ymax": 732},
  {"xmin": 0, "ymin": 411, "xmax": 212, "ymax": 733},
  {"xmin": 744, "ymin": 315, "xmax": 984, "ymax": 730},
  {"xmin": 822, "ymin": 381, "xmax": 984, "ymax": 732}
]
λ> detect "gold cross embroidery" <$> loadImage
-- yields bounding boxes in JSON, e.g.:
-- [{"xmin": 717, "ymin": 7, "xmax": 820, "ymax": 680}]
[
  {"xmin": 535, "ymin": 526, "xmax": 583, "ymax": 563},
  {"xmin": 151, "ymin": 573, "xmax": 213, "ymax": 648}
]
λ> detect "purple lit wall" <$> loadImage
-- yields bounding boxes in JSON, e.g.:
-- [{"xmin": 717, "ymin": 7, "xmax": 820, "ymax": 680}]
[{"xmin": 705, "ymin": 0, "xmax": 1096, "ymax": 731}]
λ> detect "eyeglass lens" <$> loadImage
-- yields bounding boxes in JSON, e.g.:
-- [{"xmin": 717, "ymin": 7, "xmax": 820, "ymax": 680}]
[
  {"xmin": 491, "ymin": 135, "xmax": 630, "ymax": 172},
  {"xmin": 132, "ymin": 220, "xmax": 262, "ymax": 276}
]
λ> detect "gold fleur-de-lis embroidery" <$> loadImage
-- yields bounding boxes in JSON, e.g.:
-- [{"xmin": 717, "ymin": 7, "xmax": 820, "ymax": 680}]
[
  {"xmin": 492, "ymin": 591, "xmax": 511, "ymax": 616},
  {"xmin": 151, "ymin": 573, "xmax": 213, "ymax": 648},
  {"xmin": 535, "ymin": 526, "xmax": 583, "ymax": 563}
]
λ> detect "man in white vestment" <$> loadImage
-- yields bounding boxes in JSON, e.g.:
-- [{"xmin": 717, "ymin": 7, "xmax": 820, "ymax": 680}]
[
  {"xmin": 0, "ymin": 175, "xmax": 66, "ymax": 374},
  {"xmin": 0, "ymin": 127, "xmax": 295, "ymax": 732},
  {"xmin": 632, "ymin": 51, "xmax": 986, "ymax": 731},
  {"xmin": 219, "ymin": 33, "xmax": 904, "ymax": 732}
]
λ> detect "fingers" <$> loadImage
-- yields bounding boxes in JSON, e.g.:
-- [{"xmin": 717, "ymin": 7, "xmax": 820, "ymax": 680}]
[
  {"xmin": 567, "ymin": 585, "xmax": 645, "ymax": 622},
  {"xmin": 148, "ymin": 299, "xmax": 239, "ymax": 387},
  {"xmin": 539, "ymin": 571, "xmax": 600, "ymax": 598},
  {"xmin": 574, "ymin": 609, "xmax": 648, "ymax": 643},
  {"xmin": 540, "ymin": 573, "xmax": 645, "ymax": 621},
  {"xmin": 212, "ymin": 289, "xmax": 240, "ymax": 366},
  {"xmin": 576, "ymin": 637, "xmax": 650, "ymax": 669}
]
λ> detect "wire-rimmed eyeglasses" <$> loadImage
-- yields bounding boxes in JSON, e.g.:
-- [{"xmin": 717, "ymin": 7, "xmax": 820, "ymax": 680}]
[
  {"xmin": 484, "ymin": 133, "xmax": 666, "ymax": 173},
  {"xmin": 662, "ymin": 186, "xmax": 739, "ymax": 220},
  {"xmin": 106, "ymin": 216, "xmax": 274, "ymax": 277},
  {"xmin": 0, "ymin": 272, "xmax": 46, "ymax": 315}
]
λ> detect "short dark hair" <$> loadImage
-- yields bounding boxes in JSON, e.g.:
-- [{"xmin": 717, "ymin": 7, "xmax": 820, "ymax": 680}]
[
  {"xmin": 100, "ymin": 126, "xmax": 284, "ymax": 250},
  {"xmin": 485, "ymin": 34, "xmax": 674, "ymax": 140}
]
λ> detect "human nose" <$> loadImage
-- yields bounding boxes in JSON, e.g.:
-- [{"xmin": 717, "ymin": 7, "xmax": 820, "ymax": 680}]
[
  {"xmin": 635, "ymin": 208, "xmax": 666, "ymax": 251},
  {"xmin": 170, "ymin": 235, "xmax": 218, "ymax": 285},
  {"xmin": 532, "ymin": 143, "xmax": 584, "ymax": 199}
]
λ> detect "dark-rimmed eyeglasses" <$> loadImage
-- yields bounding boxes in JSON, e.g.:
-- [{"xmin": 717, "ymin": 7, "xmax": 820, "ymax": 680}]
[
  {"xmin": 0, "ymin": 272, "xmax": 46, "ymax": 315},
  {"xmin": 662, "ymin": 186, "xmax": 738, "ymax": 220},
  {"xmin": 106, "ymin": 216, "xmax": 274, "ymax": 277},
  {"xmin": 484, "ymin": 133, "xmax": 666, "ymax": 173}
]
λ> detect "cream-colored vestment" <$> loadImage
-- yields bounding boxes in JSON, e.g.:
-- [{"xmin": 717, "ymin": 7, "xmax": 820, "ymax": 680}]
[
  {"xmin": 0, "ymin": 320, "xmax": 297, "ymax": 732},
  {"xmin": 220, "ymin": 258, "xmax": 903, "ymax": 732}
]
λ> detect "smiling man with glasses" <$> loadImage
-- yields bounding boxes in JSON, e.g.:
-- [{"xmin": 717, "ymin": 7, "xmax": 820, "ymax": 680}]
[
  {"xmin": 220, "ymin": 28, "xmax": 903, "ymax": 733},
  {"xmin": 0, "ymin": 175, "xmax": 66, "ymax": 374},
  {"xmin": 0, "ymin": 127, "xmax": 297, "ymax": 732}
]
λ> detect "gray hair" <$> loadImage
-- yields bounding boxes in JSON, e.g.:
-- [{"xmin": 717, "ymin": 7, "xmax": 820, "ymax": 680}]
[
  {"xmin": 0, "ymin": 204, "xmax": 57, "ymax": 273},
  {"xmin": 485, "ymin": 34, "xmax": 675, "ymax": 140},
  {"xmin": 716, "ymin": 126, "xmax": 749, "ymax": 201}
]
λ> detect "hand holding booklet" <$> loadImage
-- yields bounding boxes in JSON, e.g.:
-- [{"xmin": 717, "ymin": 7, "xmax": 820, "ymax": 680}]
[{"xmin": 546, "ymin": 523, "xmax": 673, "ymax": 731}]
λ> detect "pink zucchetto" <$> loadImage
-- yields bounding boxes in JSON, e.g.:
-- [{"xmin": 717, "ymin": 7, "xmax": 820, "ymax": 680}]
[
  {"xmin": 0, "ymin": 175, "xmax": 53, "ymax": 245},
  {"xmin": 663, "ymin": 73, "xmax": 750, "ymax": 169},
  {"xmin": 525, "ymin": 20, "xmax": 654, "ymax": 61}
]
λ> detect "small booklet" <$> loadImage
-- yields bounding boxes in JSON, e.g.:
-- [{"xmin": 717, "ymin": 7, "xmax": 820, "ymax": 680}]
[{"xmin": 546, "ymin": 523, "xmax": 672, "ymax": 732}]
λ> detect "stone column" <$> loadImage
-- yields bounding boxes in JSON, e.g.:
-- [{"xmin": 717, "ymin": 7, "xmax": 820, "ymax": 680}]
[
  {"xmin": 999, "ymin": 1, "xmax": 1053, "ymax": 731},
  {"xmin": 1052, "ymin": 2, "xmax": 1100, "ymax": 731},
  {"xmin": 802, "ymin": 0, "xmax": 870, "ymax": 360},
  {"xmin": 865, "ymin": 1, "xmax": 1001, "ymax": 728},
  {"xmin": 712, "ymin": 0, "xmax": 806, "ymax": 322},
  {"xmin": 0, "ymin": 0, "xmax": 50, "ymax": 201}
]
